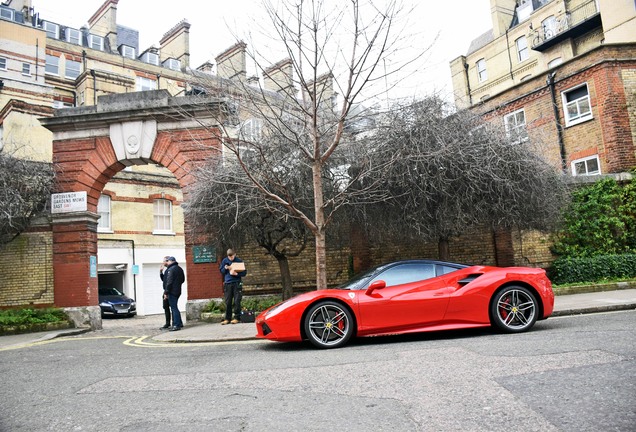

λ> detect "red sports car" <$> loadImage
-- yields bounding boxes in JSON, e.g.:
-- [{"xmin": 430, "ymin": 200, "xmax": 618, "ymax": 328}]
[{"xmin": 255, "ymin": 260, "xmax": 554, "ymax": 349}]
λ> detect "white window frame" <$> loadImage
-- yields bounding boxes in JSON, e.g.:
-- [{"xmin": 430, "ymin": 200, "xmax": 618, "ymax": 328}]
[
  {"xmin": 97, "ymin": 195, "xmax": 112, "ymax": 232},
  {"xmin": 153, "ymin": 199, "xmax": 173, "ymax": 234},
  {"xmin": 516, "ymin": 36, "xmax": 529, "ymax": 62},
  {"xmin": 0, "ymin": 57, "xmax": 6, "ymax": 70},
  {"xmin": 42, "ymin": 21, "xmax": 59, "ymax": 39},
  {"xmin": 0, "ymin": 7, "xmax": 14, "ymax": 20},
  {"xmin": 120, "ymin": 45, "xmax": 135, "ymax": 59},
  {"xmin": 142, "ymin": 52, "xmax": 159, "ymax": 66},
  {"xmin": 163, "ymin": 58, "xmax": 180, "ymax": 71},
  {"xmin": 66, "ymin": 28, "xmax": 81, "ymax": 45},
  {"xmin": 562, "ymin": 83, "xmax": 593, "ymax": 127},
  {"xmin": 476, "ymin": 59, "xmax": 487, "ymax": 82},
  {"xmin": 542, "ymin": 16, "xmax": 557, "ymax": 39},
  {"xmin": 89, "ymin": 34, "xmax": 104, "ymax": 51},
  {"xmin": 22, "ymin": 62, "xmax": 31, "ymax": 76},
  {"xmin": 53, "ymin": 100, "xmax": 73, "ymax": 109},
  {"xmin": 45, "ymin": 54, "xmax": 59, "ymax": 75},
  {"xmin": 136, "ymin": 76, "xmax": 157, "ymax": 91},
  {"xmin": 65, "ymin": 59, "xmax": 81, "ymax": 79},
  {"xmin": 240, "ymin": 118, "xmax": 263, "ymax": 142},
  {"xmin": 571, "ymin": 155, "xmax": 601, "ymax": 176},
  {"xmin": 503, "ymin": 109, "xmax": 528, "ymax": 143}
]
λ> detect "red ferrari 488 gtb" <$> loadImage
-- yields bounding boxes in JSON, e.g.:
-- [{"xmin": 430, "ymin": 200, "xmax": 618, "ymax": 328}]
[{"xmin": 255, "ymin": 260, "xmax": 554, "ymax": 349}]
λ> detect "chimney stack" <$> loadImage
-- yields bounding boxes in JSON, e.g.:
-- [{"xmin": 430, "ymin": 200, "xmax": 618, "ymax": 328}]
[
  {"xmin": 160, "ymin": 20, "xmax": 191, "ymax": 69},
  {"xmin": 263, "ymin": 58, "xmax": 294, "ymax": 95},
  {"xmin": 88, "ymin": 0, "xmax": 119, "ymax": 52},
  {"xmin": 215, "ymin": 42, "xmax": 247, "ymax": 82},
  {"xmin": 490, "ymin": 0, "xmax": 517, "ymax": 38}
]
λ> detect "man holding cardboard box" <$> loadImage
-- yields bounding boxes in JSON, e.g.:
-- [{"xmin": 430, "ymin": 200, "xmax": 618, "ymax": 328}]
[{"xmin": 219, "ymin": 248, "xmax": 248, "ymax": 324}]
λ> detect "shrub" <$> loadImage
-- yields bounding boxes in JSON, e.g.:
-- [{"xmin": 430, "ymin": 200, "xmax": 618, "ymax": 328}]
[
  {"xmin": 0, "ymin": 308, "xmax": 68, "ymax": 327},
  {"xmin": 549, "ymin": 254, "xmax": 636, "ymax": 285},
  {"xmin": 201, "ymin": 295, "xmax": 282, "ymax": 313},
  {"xmin": 552, "ymin": 176, "xmax": 636, "ymax": 257}
]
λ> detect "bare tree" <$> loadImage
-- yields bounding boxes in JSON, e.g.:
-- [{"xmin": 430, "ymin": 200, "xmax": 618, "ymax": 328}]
[
  {"xmin": 186, "ymin": 0, "xmax": 423, "ymax": 289},
  {"xmin": 353, "ymin": 97, "xmax": 568, "ymax": 260},
  {"xmin": 0, "ymin": 152, "xmax": 54, "ymax": 245}
]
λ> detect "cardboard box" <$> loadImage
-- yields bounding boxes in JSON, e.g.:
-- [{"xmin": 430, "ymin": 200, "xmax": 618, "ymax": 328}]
[{"xmin": 229, "ymin": 262, "xmax": 246, "ymax": 272}]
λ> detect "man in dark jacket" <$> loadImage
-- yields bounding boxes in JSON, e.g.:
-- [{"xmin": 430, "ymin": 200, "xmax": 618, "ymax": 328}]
[
  {"xmin": 219, "ymin": 249, "xmax": 247, "ymax": 325},
  {"xmin": 158, "ymin": 256, "xmax": 172, "ymax": 330},
  {"xmin": 163, "ymin": 256, "xmax": 185, "ymax": 331}
]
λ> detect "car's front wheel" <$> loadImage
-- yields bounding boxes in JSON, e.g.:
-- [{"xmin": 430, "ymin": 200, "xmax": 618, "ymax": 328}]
[
  {"xmin": 304, "ymin": 301, "xmax": 354, "ymax": 349},
  {"xmin": 490, "ymin": 286, "xmax": 538, "ymax": 333}
]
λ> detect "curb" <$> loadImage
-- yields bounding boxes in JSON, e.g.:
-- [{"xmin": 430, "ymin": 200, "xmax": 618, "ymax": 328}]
[{"xmin": 551, "ymin": 303, "xmax": 636, "ymax": 317}]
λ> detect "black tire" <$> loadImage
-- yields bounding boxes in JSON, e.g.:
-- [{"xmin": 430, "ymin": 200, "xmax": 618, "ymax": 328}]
[
  {"xmin": 490, "ymin": 286, "xmax": 538, "ymax": 333},
  {"xmin": 303, "ymin": 300, "xmax": 354, "ymax": 349}
]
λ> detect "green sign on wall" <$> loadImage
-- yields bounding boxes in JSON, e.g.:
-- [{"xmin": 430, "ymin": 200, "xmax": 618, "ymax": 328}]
[{"xmin": 193, "ymin": 245, "xmax": 216, "ymax": 263}]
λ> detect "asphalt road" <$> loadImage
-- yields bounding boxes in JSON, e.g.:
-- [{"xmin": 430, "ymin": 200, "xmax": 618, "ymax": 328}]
[{"xmin": 0, "ymin": 310, "xmax": 634, "ymax": 431}]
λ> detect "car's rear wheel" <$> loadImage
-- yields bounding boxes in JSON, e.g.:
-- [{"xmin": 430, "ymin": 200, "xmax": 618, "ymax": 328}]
[
  {"xmin": 304, "ymin": 300, "xmax": 354, "ymax": 349},
  {"xmin": 490, "ymin": 286, "xmax": 538, "ymax": 333}
]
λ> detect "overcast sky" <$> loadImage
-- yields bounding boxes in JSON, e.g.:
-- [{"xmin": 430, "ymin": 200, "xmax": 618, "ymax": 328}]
[{"xmin": 32, "ymin": 0, "xmax": 492, "ymax": 102}]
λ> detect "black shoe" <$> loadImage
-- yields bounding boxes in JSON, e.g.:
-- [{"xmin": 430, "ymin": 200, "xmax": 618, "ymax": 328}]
[
  {"xmin": 169, "ymin": 326, "xmax": 182, "ymax": 331},
  {"xmin": 160, "ymin": 325, "xmax": 170, "ymax": 330}
]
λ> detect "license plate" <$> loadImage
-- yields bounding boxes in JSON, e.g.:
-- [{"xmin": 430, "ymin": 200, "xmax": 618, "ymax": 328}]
[{"xmin": 117, "ymin": 309, "xmax": 129, "ymax": 314}]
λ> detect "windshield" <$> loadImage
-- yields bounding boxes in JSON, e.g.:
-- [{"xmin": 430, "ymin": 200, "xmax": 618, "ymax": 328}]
[
  {"xmin": 339, "ymin": 263, "xmax": 394, "ymax": 290},
  {"xmin": 99, "ymin": 287, "xmax": 123, "ymax": 296}
]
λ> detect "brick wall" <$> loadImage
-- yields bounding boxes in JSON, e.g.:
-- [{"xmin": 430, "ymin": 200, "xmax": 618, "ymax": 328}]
[
  {"xmin": 475, "ymin": 45, "xmax": 636, "ymax": 175},
  {"xmin": 0, "ymin": 230, "xmax": 54, "ymax": 308}
]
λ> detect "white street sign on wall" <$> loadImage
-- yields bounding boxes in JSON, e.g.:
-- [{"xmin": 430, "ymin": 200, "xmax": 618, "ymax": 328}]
[{"xmin": 51, "ymin": 191, "xmax": 88, "ymax": 214}]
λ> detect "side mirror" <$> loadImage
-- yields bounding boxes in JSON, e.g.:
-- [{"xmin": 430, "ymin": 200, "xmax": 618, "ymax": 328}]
[{"xmin": 365, "ymin": 279, "xmax": 386, "ymax": 296}]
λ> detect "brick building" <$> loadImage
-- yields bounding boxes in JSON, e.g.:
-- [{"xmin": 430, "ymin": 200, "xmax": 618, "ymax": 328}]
[{"xmin": 449, "ymin": 0, "xmax": 636, "ymax": 176}]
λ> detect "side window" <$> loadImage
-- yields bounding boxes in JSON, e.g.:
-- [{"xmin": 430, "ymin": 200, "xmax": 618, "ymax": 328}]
[
  {"xmin": 571, "ymin": 155, "xmax": 600, "ymax": 176},
  {"xmin": 153, "ymin": 199, "xmax": 173, "ymax": 234},
  {"xmin": 97, "ymin": 194, "xmax": 111, "ymax": 231},
  {"xmin": 45, "ymin": 54, "xmax": 59, "ymax": 75},
  {"xmin": 516, "ymin": 36, "xmax": 528, "ymax": 62},
  {"xmin": 503, "ymin": 108, "xmax": 528, "ymax": 143},
  {"xmin": 371, "ymin": 263, "xmax": 436, "ymax": 287},
  {"xmin": 476, "ymin": 59, "xmax": 487, "ymax": 82},
  {"xmin": 0, "ymin": 57, "xmax": 6, "ymax": 70},
  {"xmin": 65, "ymin": 59, "xmax": 81, "ymax": 79},
  {"xmin": 89, "ymin": 34, "xmax": 104, "ymax": 51},
  {"xmin": 240, "ymin": 118, "xmax": 263, "ymax": 142},
  {"xmin": 438, "ymin": 265, "xmax": 461, "ymax": 275},
  {"xmin": 542, "ymin": 15, "xmax": 557, "ymax": 39},
  {"xmin": 136, "ymin": 76, "xmax": 157, "ymax": 91},
  {"xmin": 66, "ymin": 28, "xmax": 81, "ymax": 45},
  {"xmin": 562, "ymin": 84, "xmax": 592, "ymax": 126}
]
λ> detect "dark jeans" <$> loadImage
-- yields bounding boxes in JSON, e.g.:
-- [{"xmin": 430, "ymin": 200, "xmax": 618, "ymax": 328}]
[
  {"xmin": 168, "ymin": 294, "xmax": 183, "ymax": 328},
  {"xmin": 163, "ymin": 296, "xmax": 171, "ymax": 326},
  {"xmin": 223, "ymin": 281, "xmax": 242, "ymax": 321}
]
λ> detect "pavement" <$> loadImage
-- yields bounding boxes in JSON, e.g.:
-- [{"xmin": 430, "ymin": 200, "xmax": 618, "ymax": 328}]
[{"xmin": 1, "ymin": 289, "xmax": 635, "ymax": 350}]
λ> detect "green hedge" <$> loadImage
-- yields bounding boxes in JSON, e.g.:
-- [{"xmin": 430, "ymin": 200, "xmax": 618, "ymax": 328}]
[
  {"xmin": 0, "ymin": 308, "xmax": 68, "ymax": 327},
  {"xmin": 202, "ymin": 295, "xmax": 282, "ymax": 313},
  {"xmin": 549, "ymin": 254, "xmax": 636, "ymax": 285}
]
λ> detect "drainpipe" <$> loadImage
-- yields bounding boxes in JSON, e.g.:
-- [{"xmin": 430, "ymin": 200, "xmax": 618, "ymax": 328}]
[
  {"xmin": 463, "ymin": 61, "xmax": 472, "ymax": 106},
  {"xmin": 546, "ymin": 72, "xmax": 567, "ymax": 172},
  {"xmin": 90, "ymin": 69, "xmax": 96, "ymax": 104}
]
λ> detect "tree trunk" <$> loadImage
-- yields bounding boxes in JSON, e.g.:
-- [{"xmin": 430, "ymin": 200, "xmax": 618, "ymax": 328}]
[
  {"xmin": 312, "ymin": 160, "xmax": 328, "ymax": 290},
  {"xmin": 315, "ymin": 230, "xmax": 327, "ymax": 290},
  {"xmin": 438, "ymin": 237, "xmax": 450, "ymax": 261},
  {"xmin": 276, "ymin": 255, "xmax": 294, "ymax": 300}
]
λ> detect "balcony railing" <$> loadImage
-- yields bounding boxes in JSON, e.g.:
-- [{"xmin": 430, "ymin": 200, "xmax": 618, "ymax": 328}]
[{"xmin": 531, "ymin": 0, "xmax": 601, "ymax": 51}]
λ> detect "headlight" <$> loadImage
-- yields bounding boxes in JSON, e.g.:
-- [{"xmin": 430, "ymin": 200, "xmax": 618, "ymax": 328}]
[
  {"xmin": 130, "ymin": 301, "xmax": 136, "ymax": 306},
  {"xmin": 99, "ymin": 302, "xmax": 110, "ymax": 307}
]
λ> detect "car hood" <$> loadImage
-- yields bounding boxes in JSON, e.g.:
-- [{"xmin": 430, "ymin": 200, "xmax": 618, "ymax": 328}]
[{"xmin": 99, "ymin": 295, "xmax": 134, "ymax": 304}]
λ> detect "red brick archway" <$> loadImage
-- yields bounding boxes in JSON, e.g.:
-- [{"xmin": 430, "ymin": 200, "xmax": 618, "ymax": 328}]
[{"xmin": 42, "ymin": 92, "xmax": 225, "ymax": 310}]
